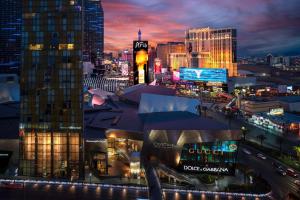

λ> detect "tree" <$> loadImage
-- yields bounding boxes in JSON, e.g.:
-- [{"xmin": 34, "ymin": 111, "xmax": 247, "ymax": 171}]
[
  {"xmin": 241, "ymin": 126, "xmax": 248, "ymax": 141},
  {"xmin": 294, "ymin": 146, "xmax": 300, "ymax": 161},
  {"xmin": 256, "ymin": 134, "xmax": 267, "ymax": 146},
  {"xmin": 276, "ymin": 136, "xmax": 284, "ymax": 155}
]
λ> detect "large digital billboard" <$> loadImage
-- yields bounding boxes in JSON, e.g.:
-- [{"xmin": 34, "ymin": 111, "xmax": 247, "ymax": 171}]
[
  {"xmin": 177, "ymin": 141, "xmax": 238, "ymax": 175},
  {"xmin": 133, "ymin": 41, "xmax": 149, "ymax": 85},
  {"xmin": 179, "ymin": 67, "xmax": 227, "ymax": 83}
]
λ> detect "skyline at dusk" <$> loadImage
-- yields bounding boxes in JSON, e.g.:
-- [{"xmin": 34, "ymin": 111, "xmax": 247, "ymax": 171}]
[{"xmin": 103, "ymin": 0, "xmax": 300, "ymax": 56}]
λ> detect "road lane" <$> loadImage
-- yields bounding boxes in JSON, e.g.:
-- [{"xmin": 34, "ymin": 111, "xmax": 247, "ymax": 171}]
[{"xmin": 239, "ymin": 144, "xmax": 300, "ymax": 199}]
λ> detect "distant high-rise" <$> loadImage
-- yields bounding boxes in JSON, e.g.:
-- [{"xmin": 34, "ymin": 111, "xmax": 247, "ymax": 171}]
[
  {"xmin": 84, "ymin": 0, "xmax": 104, "ymax": 65},
  {"xmin": 156, "ymin": 42, "xmax": 185, "ymax": 69},
  {"xmin": 266, "ymin": 54, "xmax": 273, "ymax": 66},
  {"xmin": 132, "ymin": 30, "xmax": 149, "ymax": 85},
  {"xmin": 169, "ymin": 53, "xmax": 188, "ymax": 71},
  {"xmin": 185, "ymin": 27, "xmax": 237, "ymax": 77},
  {"xmin": 0, "ymin": 0, "xmax": 21, "ymax": 63},
  {"xmin": 20, "ymin": 0, "xmax": 84, "ymax": 179}
]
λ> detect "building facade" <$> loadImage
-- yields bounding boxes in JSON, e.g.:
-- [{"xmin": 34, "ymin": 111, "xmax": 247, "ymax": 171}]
[
  {"xmin": 20, "ymin": 0, "xmax": 84, "ymax": 179},
  {"xmin": 169, "ymin": 53, "xmax": 187, "ymax": 71},
  {"xmin": 0, "ymin": 0, "xmax": 21, "ymax": 64},
  {"xmin": 84, "ymin": 0, "xmax": 104, "ymax": 65},
  {"xmin": 156, "ymin": 42, "xmax": 185, "ymax": 69},
  {"xmin": 185, "ymin": 27, "xmax": 237, "ymax": 77}
]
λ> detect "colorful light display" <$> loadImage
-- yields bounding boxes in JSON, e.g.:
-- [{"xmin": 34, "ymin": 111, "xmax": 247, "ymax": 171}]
[
  {"xmin": 133, "ymin": 41, "xmax": 149, "ymax": 84},
  {"xmin": 179, "ymin": 67, "xmax": 228, "ymax": 83},
  {"xmin": 178, "ymin": 141, "xmax": 238, "ymax": 175}
]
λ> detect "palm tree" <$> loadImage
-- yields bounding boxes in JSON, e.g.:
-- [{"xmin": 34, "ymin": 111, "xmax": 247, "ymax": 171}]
[
  {"xmin": 294, "ymin": 146, "xmax": 300, "ymax": 161},
  {"xmin": 276, "ymin": 136, "xmax": 284, "ymax": 155},
  {"xmin": 256, "ymin": 134, "xmax": 267, "ymax": 146},
  {"xmin": 241, "ymin": 126, "xmax": 248, "ymax": 141}
]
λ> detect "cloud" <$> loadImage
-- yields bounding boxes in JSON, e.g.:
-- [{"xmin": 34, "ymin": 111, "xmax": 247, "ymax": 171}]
[{"xmin": 103, "ymin": 0, "xmax": 300, "ymax": 56}]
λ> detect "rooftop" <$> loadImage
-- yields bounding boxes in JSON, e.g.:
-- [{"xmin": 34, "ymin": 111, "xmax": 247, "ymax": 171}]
[
  {"xmin": 275, "ymin": 96, "xmax": 300, "ymax": 103},
  {"xmin": 258, "ymin": 112, "xmax": 300, "ymax": 123},
  {"xmin": 121, "ymin": 85, "xmax": 176, "ymax": 104}
]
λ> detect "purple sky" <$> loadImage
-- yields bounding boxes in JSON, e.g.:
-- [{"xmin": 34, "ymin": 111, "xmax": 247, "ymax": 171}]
[{"xmin": 103, "ymin": 0, "xmax": 300, "ymax": 56}]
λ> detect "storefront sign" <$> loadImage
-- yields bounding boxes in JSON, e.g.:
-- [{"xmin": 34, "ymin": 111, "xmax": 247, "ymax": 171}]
[
  {"xmin": 153, "ymin": 142, "xmax": 177, "ymax": 149},
  {"xmin": 178, "ymin": 141, "xmax": 238, "ymax": 175},
  {"xmin": 183, "ymin": 165, "xmax": 230, "ymax": 173}
]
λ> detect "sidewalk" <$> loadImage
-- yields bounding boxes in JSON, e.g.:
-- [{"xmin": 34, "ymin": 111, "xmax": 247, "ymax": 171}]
[{"xmin": 84, "ymin": 169, "xmax": 147, "ymax": 186}]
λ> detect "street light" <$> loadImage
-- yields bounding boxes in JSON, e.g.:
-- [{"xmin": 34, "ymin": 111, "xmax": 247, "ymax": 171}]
[
  {"xmin": 89, "ymin": 172, "xmax": 92, "ymax": 184},
  {"xmin": 241, "ymin": 126, "xmax": 248, "ymax": 141}
]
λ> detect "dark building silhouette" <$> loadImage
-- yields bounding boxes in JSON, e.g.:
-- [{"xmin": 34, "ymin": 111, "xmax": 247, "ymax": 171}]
[
  {"xmin": 84, "ymin": 0, "xmax": 104, "ymax": 65},
  {"xmin": 0, "ymin": 0, "xmax": 21, "ymax": 64}
]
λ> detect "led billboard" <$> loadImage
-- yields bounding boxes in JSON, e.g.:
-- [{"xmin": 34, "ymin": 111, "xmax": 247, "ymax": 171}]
[
  {"xmin": 179, "ymin": 67, "xmax": 227, "ymax": 83},
  {"xmin": 133, "ymin": 41, "xmax": 149, "ymax": 84},
  {"xmin": 177, "ymin": 141, "xmax": 238, "ymax": 175}
]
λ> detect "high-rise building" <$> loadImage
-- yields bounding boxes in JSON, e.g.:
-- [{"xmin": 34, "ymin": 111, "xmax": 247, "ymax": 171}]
[
  {"xmin": 266, "ymin": 53, "xmax": 273, "ymax": 66},
  {"xmin": 185, "ymin": 27, "xmax": 237, "ymax": 77},
  {"xmin": 156, "ymin": 42, "xmax": 185, "ymax": 69},
  {"xmin": 121, "ymin": 49, "xmax": 133, "ymax": 66},
  {"xmin": 20, "ymin": 0, "xmax": 84, "ymax": 179},
  {"xmin": 84, "ymin": 0, "xmax": 104, "ymax": 65},
  {"xmin": 169, "ymin": 53, "xmax": 187, "ymax": 71},
  {"xmin": 0, "ymin": 0, "xmax": 21, "ymax": 64},
  {"xmin": 132, "ymin": 30, "xmax": 149, "ymax": 85}
]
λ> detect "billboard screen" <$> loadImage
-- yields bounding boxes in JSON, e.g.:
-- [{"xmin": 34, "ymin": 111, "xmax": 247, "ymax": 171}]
[
  {"xmin": 133, "ymin": 41, "xmax": 149, "ymax": 84},
  {"xmin": 179, "ymin": 67, "xmax": 227, "ymax": 83},
  {"xmin": 178, "ymin": 141, "xmax": 238, "ymax": 175}
]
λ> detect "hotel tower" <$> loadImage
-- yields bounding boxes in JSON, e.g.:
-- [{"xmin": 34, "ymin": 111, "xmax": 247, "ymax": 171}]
[
  {"xmin": 185, "ymin": 27, "xmax": 237, "ymax": 77},
  {"xmin": 19, "ymin": 0, "xmax": 84, "ymax": 179}
]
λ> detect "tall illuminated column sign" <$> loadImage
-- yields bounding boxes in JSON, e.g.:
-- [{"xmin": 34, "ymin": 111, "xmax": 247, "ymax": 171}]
[{"xmin": 133, "ymin": 41, "xmax": 149, "ymax": 84}]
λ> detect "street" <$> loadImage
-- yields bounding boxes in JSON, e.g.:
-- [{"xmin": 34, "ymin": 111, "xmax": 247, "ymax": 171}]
[
  {"xmin": 239, "ymin": 143, "xmax": 300, "ymax": 199},
  {"xmin": 206, "ymin": 106, "xmax": 300, "ymax": 154}
]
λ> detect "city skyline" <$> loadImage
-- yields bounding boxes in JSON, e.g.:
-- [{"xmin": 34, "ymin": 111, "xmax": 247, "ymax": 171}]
[{"xmin": 103, "ymin": 0, "xmax": 300, "ymax": 56}]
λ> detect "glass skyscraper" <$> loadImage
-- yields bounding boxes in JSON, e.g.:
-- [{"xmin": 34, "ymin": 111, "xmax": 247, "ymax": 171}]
[
  {"xmin": 84, "ymin": 0, "xmax": 104, "ymax": 65},
  {"xmin": 0, "ymin": 0, "xmax": 21, "ymax": 63},
  {"xmin": 20, "ymin": 0, "xmax": 84, "ymax": 179}
]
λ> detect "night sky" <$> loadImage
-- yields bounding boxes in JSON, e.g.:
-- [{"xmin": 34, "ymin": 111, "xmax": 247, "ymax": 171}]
[{"xmin": 103, "ymin": 0, "xmax": 300, "ymax": 56}]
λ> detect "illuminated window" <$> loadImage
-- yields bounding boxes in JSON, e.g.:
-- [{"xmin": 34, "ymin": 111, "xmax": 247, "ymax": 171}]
[
  {"xmin": 70, "ymin": 0, "xmax": 75, "ymax": 5},
  {"xmin": 59, "ymin": 44, "xmax": 74, "ymax": 50},
  {"xmin": 29, "ymin": 44, "xmax": 43, "ymax": 50},
  {"xmin": 23, "ymin": 13, "xmax": 36, "ymax": 19}
]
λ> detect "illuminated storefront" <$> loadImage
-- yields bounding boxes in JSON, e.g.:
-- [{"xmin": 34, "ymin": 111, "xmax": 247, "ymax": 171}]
[
  {"xmin": 20, "ymin": 131, "xmax": 82, "ymax": 178},
  {"xmin": 178, "ymin": 141, "xmax": 238, "ymax": 175},
  {"xmin": 249, "ymin": 108, "xmax": 300, "ymax": 135}
]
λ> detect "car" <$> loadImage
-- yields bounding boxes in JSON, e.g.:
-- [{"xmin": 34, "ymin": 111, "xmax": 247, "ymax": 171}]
[
  {"xmin": 286, "ymin": 168, "xmax": 298, "ymax": 178},
  {"xmin": 242, "ymin": 148, "xmax": 252, "ymax": 155},
  {"xmin": 256, "ymin": 153, "xmax": 267, "ymax": 160},
  {"xmin": 276, "ymin": 168, "xmax": 286, "ymax": 176},
  {"xmin": 272, "ymin": 162, "xmax": 282, "ymax": 168},
  {"xmin": 294, "ymin": 180, "xmax": 300, "ymax": 187}
]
